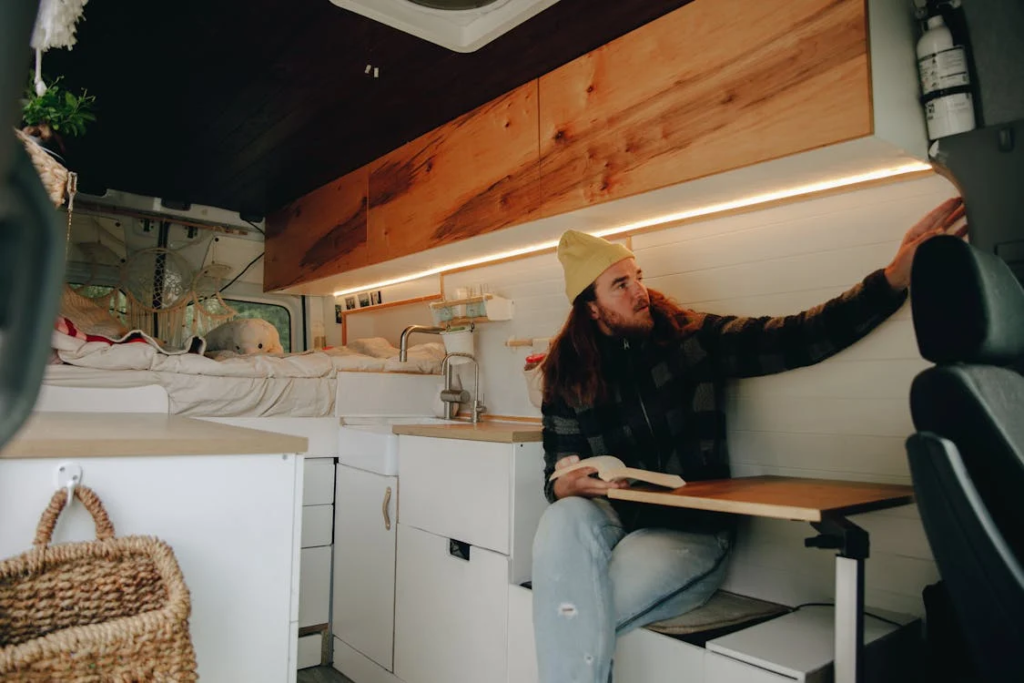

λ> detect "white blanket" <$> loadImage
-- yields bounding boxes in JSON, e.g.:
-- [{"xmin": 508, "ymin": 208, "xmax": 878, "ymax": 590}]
[
  {"xmin": 47, "ymin": 336, "xmax": 446, "ymax": 417},
  {"xmin": 53, "ymin": 333, "xmax": 446, "ymax": 377}
]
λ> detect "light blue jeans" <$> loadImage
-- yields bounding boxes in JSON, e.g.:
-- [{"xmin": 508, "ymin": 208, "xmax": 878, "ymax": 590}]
[{"xmin": 531, "ymin": 497, "xmax": 732, "ymax": 683}]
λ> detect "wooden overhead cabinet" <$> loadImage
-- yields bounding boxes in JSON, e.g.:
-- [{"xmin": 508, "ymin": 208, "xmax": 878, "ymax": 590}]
[
  {"xmin": 265, "ymin": 0, "xmax": 926, "ymax": 294},
  {"xmin": 264, "ymin": 165, "xmax": 372, "ymax": 292},
  {"xmin": 537, "ymin": 0, "xmax": 877, "ymax": 217}
]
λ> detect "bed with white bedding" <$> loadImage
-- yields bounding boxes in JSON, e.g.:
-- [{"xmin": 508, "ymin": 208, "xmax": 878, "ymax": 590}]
[{"xmin": 44, "ymin": 333, "xmax": 446, "ymax": 418}]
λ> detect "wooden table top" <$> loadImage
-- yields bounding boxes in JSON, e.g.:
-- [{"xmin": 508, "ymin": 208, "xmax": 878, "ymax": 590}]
[
  {"xmin": 608, "ymin": 476, "xmax": 914, "ymax": 522},
  {"xmin": 1, "ymin": 413, "xmax": 309, "ymax": 459},
  {"xmin": 392, "ymin": 421, "xmax": 542, "ymax": 443}
]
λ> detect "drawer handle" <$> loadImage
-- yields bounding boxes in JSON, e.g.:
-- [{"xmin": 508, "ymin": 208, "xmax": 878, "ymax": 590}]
[
  {"xmin": 449, "ymin": 538, "xmax": 471, "ymax": 561},
  {"xmin": 382, "ymin": 486, "xmax": 392, "ymax": 531}
]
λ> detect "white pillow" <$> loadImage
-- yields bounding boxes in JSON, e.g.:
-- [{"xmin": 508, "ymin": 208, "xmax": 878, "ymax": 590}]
[{"xmin": 347, "ymin": 337, "xmax": 400, "ymax": 358}]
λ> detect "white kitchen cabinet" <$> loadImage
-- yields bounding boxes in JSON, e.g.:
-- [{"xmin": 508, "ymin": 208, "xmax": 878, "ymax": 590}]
[
  {"xmin": 398, "ymin": 435, "xmax": 513, "ymax": 554},
  {"xmin": 392, "ymin": 431, "xmax": 548, "ymax": 683},
  {"xmin": 396, "ymin": 435, "xmax": 547, "ymax": 584},
  {"xmin": 394, "ymin": 524, "xmax": 509, "ymax": 683},
  {"xmin": 333, "ymin": 464, "xmax": 398, "ymax": 673},
  {"xmin": 0, "ymin": 414, "xmax": 305, "ymax": 683}
]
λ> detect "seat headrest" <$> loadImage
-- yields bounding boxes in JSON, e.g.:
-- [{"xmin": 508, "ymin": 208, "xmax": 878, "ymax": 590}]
[{"xmin": 912, "ymin": 236, "xmax": 1024, "ymax": 365}]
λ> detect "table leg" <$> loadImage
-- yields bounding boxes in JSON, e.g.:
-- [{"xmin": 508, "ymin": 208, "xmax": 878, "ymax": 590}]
[
  {"xmin": 835, "ymin": 555, "xmax": 865, "ymax": 683},
  {"xmin": 806, "ymin": 517, "xmax": 869, "ymax": 683}
]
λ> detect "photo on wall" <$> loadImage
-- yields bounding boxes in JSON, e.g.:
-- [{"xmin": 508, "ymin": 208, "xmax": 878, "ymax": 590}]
[
  {"xmin": 370, "ymin": 290, "xmax": 382, "ymax": 306},
  {"xmin": 344, "ymin": 296, "xmax": 357, "ymax": 311},
  {"xmin": 335, "ymin": 304, "xmax": 343, "ymax": 324},
  {"xmin": 358, "ymin": 292, "xmax": 370, "ymax": 308}
]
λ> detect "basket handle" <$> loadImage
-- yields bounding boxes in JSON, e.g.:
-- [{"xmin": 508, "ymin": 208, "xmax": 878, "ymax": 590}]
[{"xmin": 33, "ymin": 485, "xmax": 116, "ymax": 549}]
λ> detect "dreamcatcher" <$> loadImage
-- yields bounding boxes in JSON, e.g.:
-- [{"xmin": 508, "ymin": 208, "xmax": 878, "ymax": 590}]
[
  {"xmin": 188, "ymin": 246, "xmax": 238, "ymax": 340},
  {"xmin": 114, "ymin": 246, "xmax": 237, "ymax": 348}
]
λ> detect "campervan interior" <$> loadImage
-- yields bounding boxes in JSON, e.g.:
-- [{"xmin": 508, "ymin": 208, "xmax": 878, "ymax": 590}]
[{"xmin": 2, "ymin": 1, "xmax": 1023, "ymax": 682}]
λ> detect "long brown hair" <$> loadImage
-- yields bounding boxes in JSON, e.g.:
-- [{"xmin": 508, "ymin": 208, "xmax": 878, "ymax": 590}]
[{"xmin": 541, "ymin": 287, "xmax": 701, "ymax": 408}]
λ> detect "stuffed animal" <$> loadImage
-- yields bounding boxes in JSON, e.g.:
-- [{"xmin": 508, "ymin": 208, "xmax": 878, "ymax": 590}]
[{"xmin": 205, "ymin": 318, "xmax": 284, "ymax": 355}]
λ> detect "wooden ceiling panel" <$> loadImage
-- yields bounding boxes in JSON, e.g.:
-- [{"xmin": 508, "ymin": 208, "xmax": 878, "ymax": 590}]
[{"xmin": 45, "ymin": 0, "xmax": 693, "ymax": 216}]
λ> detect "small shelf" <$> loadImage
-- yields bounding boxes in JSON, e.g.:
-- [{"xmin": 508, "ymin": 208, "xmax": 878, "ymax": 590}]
[
  {"xmin": 445, "ymin": 317, "xmax": 490, "ymax": 328},
  {"xmin": 429, "ymin": 293, "xmax": 513, "ymax": 326}
]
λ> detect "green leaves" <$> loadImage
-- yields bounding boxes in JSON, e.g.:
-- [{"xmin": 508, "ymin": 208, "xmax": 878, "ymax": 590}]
[{"xmin": 21, "ymin": 75, "xmax": 97, "ymax": 138}]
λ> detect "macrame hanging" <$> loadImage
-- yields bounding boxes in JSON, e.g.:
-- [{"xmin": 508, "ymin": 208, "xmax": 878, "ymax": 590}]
[
  {"xmin": 69, "ymin": 243, "xmax": 238, "ymax": 349},
  {"xmin": 31, "ymin": 0, "xmax": 90, "ymax": 96}
]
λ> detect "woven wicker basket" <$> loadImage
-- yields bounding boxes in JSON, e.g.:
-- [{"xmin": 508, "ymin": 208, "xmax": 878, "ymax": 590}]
[
  {"xmin": 15, "ymin": 127, "xmax": 69, "ymax": 207},
  {"xmin": 0, "ymin": 486, "xmax": 198, "ymax": 682}
]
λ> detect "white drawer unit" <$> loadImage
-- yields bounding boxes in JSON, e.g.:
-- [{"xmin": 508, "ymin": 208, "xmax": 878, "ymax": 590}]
[
  {"xmin": 398, "ymin": 435, "xmax": 513, "ymax": 554},
  {"xmin": 299, "ymin": 545, "xmax": 332, "ymax": 628},
  {"xmin": 301, "ymin": 504, "xmax": 333, "ymax": 548},
  {"xmin": 303, "ymin": 457, "xmax": 336, "ymax": 506},
  {"xmin": 394, "ymin": 524, "xmax": 509, "ymax": 683}
]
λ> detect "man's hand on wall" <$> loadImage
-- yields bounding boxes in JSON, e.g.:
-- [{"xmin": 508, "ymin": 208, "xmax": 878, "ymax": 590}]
[{"xmin": 885, "ymin": 197, "xmax": 968, "ymax": 290}]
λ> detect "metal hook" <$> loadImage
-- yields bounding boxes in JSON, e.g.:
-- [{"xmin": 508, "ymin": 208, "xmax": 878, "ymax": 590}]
[{"xmin": 54, "ymin": 462, "xmax": 83, "ymax": 508}]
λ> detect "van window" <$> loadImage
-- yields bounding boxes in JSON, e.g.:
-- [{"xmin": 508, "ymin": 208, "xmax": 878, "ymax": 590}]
[{"xmin": 70, "ymin": 285, "xmax": 293, "ymax": 353}]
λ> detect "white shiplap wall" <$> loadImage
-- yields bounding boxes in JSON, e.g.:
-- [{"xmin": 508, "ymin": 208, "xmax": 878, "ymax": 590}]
[{"xmin": 442, "ymin": 173, "xmax": 959, "ymax": 616}]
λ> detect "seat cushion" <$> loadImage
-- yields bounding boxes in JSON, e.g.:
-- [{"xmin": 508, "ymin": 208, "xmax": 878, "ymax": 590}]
[{"xmin": 647, "ymin": 590, "xmax": 788, "ymax": 636}]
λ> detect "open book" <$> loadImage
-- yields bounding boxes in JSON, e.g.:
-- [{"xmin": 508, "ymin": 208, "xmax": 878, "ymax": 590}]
[{"xmin": 548, "ymin": 456, "xmax": 685, "ymax": 489}]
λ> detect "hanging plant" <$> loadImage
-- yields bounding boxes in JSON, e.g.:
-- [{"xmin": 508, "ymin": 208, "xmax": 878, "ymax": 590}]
[{"xmin": 21, "ymin": 75, "xmax": 96, "ymax": 152}]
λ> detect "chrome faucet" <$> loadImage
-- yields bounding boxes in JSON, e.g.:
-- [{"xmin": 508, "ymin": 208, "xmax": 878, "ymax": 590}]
[
  {"xmin": 399, "ymin": 324, "xmax": 445, "ymax": 362},
  {"xmin": 439, "ymin": 353, "xmax": 486, "ymax": 423}
]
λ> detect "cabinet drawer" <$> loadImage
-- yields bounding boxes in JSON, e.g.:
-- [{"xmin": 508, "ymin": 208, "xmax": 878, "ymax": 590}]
[
  {"xmin": 507, "ymin": 585, "xmax": 538, "ymax": 683},
  {"xmin": 301, "ymin": 504, "xmax": 333, "ymax": 548},
  {"xmin": 395, "ymin": 524, "xmax": 508, "ymax": 683},
  {"xmin": 398, "ymin": 435, "xmax": 511, "ymax": 554},
  {"xmin": 299, "ymin": 546, "xmax": 331, "ymax": 628},
  {"xmin": 297, "ymin": 633, "xmax": 323, "ymax": 669},
  {"xmin": 303, "ymin": 458, "xmax": 335, "ymax": 506},
  {"xmin": 705, "ymin": 652, "xmax": 795, "ymax": 683}
]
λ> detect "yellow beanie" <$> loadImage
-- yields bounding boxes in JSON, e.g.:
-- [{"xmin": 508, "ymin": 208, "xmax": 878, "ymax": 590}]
[{"xmin": 557, "ymin": 230, "xmax": 635, "ymax": 303}]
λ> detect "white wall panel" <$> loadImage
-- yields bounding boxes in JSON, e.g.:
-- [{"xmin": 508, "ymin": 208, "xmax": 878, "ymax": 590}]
[{"xmin": 355, "ymin": 174, "xmax": 961, "ymax": 616}]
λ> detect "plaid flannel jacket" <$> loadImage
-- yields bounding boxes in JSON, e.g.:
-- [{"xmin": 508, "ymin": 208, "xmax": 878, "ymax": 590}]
[{"xmin": 541, "ymin": 269, "xmax": 908, "ymax": 531}]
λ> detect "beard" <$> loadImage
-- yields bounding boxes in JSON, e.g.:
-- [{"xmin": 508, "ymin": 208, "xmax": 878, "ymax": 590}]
[{"xmin": 596, "ymin": 300, "xmax": 654, "ymax": 337}]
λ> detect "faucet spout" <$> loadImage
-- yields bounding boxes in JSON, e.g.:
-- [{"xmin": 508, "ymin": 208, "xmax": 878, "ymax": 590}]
[
  {"xmin": 399, "ymin": 324, "xmax": 445, "ymax": 362},
  {"xmin": 440, "ymin": 353, "xmax": 485, "ymax": 424}
]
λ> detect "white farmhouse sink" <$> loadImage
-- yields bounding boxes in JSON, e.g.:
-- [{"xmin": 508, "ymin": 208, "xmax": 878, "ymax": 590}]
[{"xmin": 338, "ymin": 416, "xmax": 447, "ymax": 476}]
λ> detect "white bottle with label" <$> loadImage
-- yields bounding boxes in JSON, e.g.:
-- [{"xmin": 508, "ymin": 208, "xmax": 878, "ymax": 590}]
[{"xmin": 917, "ymin": 13, "xmax": 976, "ymax": 139}]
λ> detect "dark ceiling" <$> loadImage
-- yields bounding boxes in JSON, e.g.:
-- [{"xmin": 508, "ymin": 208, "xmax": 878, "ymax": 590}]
[{"xmin": 42, "ymin": 0, "xmax": 691, "ymax": 219}]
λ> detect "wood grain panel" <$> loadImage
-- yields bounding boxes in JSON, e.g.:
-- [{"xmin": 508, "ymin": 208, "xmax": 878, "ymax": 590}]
[
  {"xmin": 264, "ymin": 165, "xmax": 371, "ymax": 291},
  {"xmin": 368, "ymin": 83, "xmax": 541, "ymax": 260},
  {"xmin": 537, "ymin": 0, "xmax": 872, "ymax": 217},
  {"xmin": 609, "ymin": 475, "xmax": 913, "ymax": 522}
]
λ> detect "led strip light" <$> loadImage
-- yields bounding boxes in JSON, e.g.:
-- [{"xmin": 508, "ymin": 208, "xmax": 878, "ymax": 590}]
[{"xmin": 333, "ymin": 162, "xmax": 932, "ymax": 297}]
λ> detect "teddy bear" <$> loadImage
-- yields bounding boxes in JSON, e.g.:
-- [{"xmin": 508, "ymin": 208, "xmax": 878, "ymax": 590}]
[{"xmin": 204, "ymin": 318, "xmax": 284, "ymax": 356}]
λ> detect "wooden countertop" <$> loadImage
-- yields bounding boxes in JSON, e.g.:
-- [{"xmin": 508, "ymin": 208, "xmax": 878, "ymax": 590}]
[
  {"xmin": 391, "ymin": 421, "xmax": 542, "ymax": 443},
  {"xmin": 1, "ymin": 413, "xmax": 309, "ymax": 459},
  {"xmin": 609, "ymin": 476, "xmax": 914, "ymax": 522}
]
